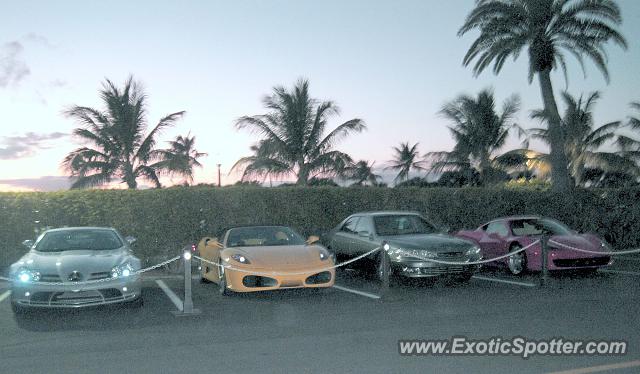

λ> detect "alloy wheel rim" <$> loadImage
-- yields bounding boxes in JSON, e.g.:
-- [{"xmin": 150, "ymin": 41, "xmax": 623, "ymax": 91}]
[
  {"xmin": 509, "ymin": 252, "xmax": 524, "ymax": 274},
  {"xmin": 219, "ymin": 261, "xmax": 226, "ymax": 293}
]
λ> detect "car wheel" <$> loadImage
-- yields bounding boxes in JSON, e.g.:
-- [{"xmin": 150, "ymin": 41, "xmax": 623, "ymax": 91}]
[
  {"xmin": 376, "ymin": 252, "xmax": 393, "ymax": 283},
  {"xmin": 128, "ymin": 296, "xmax": 144, "ymax": 308},
  {"xmin": 201, "ymin": 265, "xmax": 212, "ymax": 283},
  {"xmin": 456, "ymin": 271, "xmax": 474, "ymax": 283},
  {"xmin": 218, "ymin": 260, "xmax": 230, "ymax": 296},
  {"xmin": 507, "ymin": 244, "xmax": 527, "ymax": 275},
  {"xmin": 328, "ymin": 247, "xmax": 342, "ymax": 268},
  {"xmin": 11, "ymin": 302, "xmax": 27, "ymax": 315}
]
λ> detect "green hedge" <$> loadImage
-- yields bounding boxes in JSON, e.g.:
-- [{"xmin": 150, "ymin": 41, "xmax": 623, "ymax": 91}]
[{"xmin": 2, "ymin": 187, "xmax": 639, "ymax": 270}]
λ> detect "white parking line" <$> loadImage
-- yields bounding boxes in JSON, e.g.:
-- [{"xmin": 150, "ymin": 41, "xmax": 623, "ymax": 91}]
[
  {"xmin": 155, "ymin": 280, "xmax": 183, "ymax": 311},
  {"xmin": 472, "ymin": 275, "xmax": 536, "ymax": 288},
  {"xmin": 0, "ymin": 290, "xmax": 11, "ymax": 303},
  {"xmin": 547, "ymin": 359, "xmax": 640, "ymax": 374},
  {"xmin": 599, "ymin": 269, "xmax": 640, "ymax": 276},
  {"xmin": 332, "ymin": 284, "xmax": 380, "ymax": 299}
]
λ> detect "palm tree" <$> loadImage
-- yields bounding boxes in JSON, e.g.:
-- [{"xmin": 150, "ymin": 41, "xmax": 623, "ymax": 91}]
[
  {"xmin": 387, "ymin": 142, "xmax": 426, "ymax": 184},
  {"xmin": 427, "ymin": 89, "xmax": 522, "ymax": 183},
  {"xmin": 62, "ymin": 77, "xmax": 185, "ymax": 189},
  {"xmin": 530, "ymin": 91, "xmax": 636, "ymax": 186},
  {"xmin": 154, "ymin": 133, "xmax": 207, "ymax": 185},
  {"xmin": 232, "ymin": 79, "xmax": 366, "ymax": 185},
  {"xmin": 459, "ymin": 0, "xmax": 627, "ymax": 192},
  {"xmin": 342, "ymin": 160, "xmax": 381, "ymax": 186},
  {"xmin": 617, "ymin": 103, "xmax": 640, "ymax": 164},
  {"xmin": 231, "ymin": 140, "xmax": 292, "ymax": 183},
  {"xmin": 630, "ymin": 102, "xmax": 640, "ymax": 130}
]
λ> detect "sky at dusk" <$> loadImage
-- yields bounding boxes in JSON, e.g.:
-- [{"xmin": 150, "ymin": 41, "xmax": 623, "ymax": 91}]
[{"xmin": 1, "ymin": 0, "xmax": 639, "ymax": 190}]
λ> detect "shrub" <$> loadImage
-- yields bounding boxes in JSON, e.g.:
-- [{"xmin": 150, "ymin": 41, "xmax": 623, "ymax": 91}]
[{"xmin": 1, "ymin": 187, "xmax": 639, "ymax": 270}]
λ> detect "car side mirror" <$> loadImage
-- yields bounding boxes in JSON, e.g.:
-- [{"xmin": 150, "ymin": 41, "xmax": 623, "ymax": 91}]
[
  {"xmin": 358, "ymin": 230, "xmax": 370, "ymax": 238},
  {"xmin": 125, "ymin": 236, "xmax": 137, "ymax": 245},
  {"xmin": 22, "ymin": 240, "xmax": 34, "ymax": 249},
  {"xmin": 306, "ymin": 235, "xmax": 320, "ymax": 245}
]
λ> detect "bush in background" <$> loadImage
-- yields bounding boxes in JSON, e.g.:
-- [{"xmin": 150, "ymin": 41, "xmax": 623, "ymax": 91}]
[{"xmin": 1, "ymin": 187, "xmax": 639, "ymax": 270}]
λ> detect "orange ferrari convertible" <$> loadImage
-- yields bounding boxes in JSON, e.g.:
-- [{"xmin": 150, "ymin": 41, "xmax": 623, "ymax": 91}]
[{"xmin": 198, "ymin": 226, "xmax": 335, "ymax": 295}]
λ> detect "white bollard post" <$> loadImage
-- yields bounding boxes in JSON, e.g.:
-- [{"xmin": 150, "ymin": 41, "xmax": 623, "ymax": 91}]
[
  {"xmin": 380, "ymin": 242, "xmax": 390, "ymax": 300},
  {"xmin": 172, "ymin": 246, "xmax": 201, "ymax": 316}
]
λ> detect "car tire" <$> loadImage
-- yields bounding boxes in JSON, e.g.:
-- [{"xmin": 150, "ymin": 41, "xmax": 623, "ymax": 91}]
[
  {"xmin": 456, "ymin": 271, "xmax": 474, "ymax": 282},
  {"xmin": 11, "ymin": 302, "xmax": 27, "ymax": 315},
  {"xmin": 376, "ymin": 252, "xmax": 393, "ymax": 284},
  {"xmin": 128, "ymin": 296, "xmax": 144, "ymax": 308},
  {"xmin": 508, "ymin": 244, "xmax": 527, "ymax": 276},
  {"xmin": 218, "ymin": 260, "xmax": 230, "ymax": 296},
  {"xmin": 201, "ymin": 265, "xmax": 212, "ymax": 283}
]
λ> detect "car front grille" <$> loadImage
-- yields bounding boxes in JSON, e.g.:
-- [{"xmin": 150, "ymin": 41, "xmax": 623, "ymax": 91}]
[
  {"xmin": 242, "ymin": 275, "xmax": 278, "ymax": 288},
  {"xmin": 437, "ymin": 251, "xmax": 465, "ymax": 260},
  {"xmin": 89, "ymin": 272, "xmax": 112, "ymax": 280},
  {"xmin": 553, "ymin": 257, "xmax": 610, "ymax": 268},
  {"xmin": 423, "ymin": 266, "xmax": 466, "ymax": 274},
  {"xmin": 25, "ymin": 288, "xmax": 125, "ymax": 306},
  {"xmin": 305, "ymin": 271, "xmax": 332, "ymax": 285},
  {"xmin": 39, "ymin": 274, "xmax": 62, "ymax": 282},
  {"xmin": 403, "ymin": 265, "xmax": 468, "ymax": 275}
]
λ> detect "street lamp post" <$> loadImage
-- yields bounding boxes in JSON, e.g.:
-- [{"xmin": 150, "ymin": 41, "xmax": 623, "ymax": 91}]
[{"xmin": 217, "ymin": 164, "xmax": 221, "ymax": 187}]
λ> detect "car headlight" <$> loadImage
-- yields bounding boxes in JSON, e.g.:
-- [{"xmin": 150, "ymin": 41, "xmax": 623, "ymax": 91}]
[
  {"xmin": 111, "ymin": 263, "xmax": 135, "ymax": 278},
  {"xmin": 231, "ymin": 254, "xmax": 251, "ymax": 264},
  {"xmin": 319, "ymin": 249, "xmax": 331, "ymax": 261},
  {"xmin": 466, "ymin": 246, "xmax": 482, "ymax": 257},
  {"xmin": 16, "ymin": 268, "xmax": 40, "ymax": 283}
]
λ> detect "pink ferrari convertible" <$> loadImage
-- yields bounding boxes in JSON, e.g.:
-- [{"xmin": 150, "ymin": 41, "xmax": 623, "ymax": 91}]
[{"xmin": 456, "ymin": 216, "xmax": 613, "ymax": 275}]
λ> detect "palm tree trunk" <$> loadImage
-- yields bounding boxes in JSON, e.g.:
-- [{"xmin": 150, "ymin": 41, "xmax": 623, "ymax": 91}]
[
  {"xmin": 537, "ymin": 69, "xmax": 571, "ymax": 192},
  {"xmin": 296, "ymin": 166, "xmax": 309, "ymax": 186},
  {"xmin": 479, "ymin": 153, "xmax": 491, "ymax": 184},
  {"xmin": 296, "ymin": 164, "xmax": 310, "ymax": 185},
  {"xmin": 123, "ymin": 162, "xmax": 137, "ymax": 189}
]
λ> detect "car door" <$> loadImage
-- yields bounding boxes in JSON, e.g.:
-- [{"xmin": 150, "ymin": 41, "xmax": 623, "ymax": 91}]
[
  {"xmin": 329, "ymin": 216, "xmax": 360, "ymax": 260},
  {"xmin": 351, "ymin": 216, "xmax": 378, "ymax": 256},
  {"xmin": 479, "ymin": 221, "xmax": 510, "ymax": 261}
]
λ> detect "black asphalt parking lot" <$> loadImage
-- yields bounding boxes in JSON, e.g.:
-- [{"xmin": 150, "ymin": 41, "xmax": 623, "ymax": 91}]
[{"xmin": 1, "ymin": 259, "xmax": 640, "ymax": 374}]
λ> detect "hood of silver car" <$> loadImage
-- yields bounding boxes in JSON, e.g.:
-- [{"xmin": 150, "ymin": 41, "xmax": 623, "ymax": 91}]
[
  {"xmin": 14, "ymin": 248, "xmax": 132, "ymax": 280},
  {"xmin": 383, "ymin": 234, "xmax": 475, "ymax": 252}
]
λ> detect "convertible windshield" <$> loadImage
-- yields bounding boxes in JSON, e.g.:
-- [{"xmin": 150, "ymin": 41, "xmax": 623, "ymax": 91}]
[
  {"xmin": 374, "ymin": 215, "xmax": 439, "ymax": 236},
  {"xmin": 510, "ymin": 219, "xmax": 571, "ymax": 236},
  {"xmin": 226, "ymin": 226, "xmax": 306, "ymax": 247},
  {"xmin": 35, "ymin": 229, "xmax": 124, "ymax": 252}
]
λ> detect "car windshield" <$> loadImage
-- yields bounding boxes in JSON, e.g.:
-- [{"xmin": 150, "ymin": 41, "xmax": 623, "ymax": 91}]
[
  {"xmin": 373, "ymin": 215, "xmax": 439, "ymax": 236},
  {"xmin": 510, "ymin": 219, "xmax": 571, "ymax": 236},
  {"xmin": 34, "ymin": 230, "xmax": 124, "ymax": 252},
  {"xmin": 226, "ymin": 226, "xmax": 306, "ymax": 247}
]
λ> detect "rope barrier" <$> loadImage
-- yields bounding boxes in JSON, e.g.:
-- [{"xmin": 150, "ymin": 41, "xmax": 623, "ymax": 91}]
[
  {"xmin": 193, "ymin": 240, "xmax": 542, "ymax": 276},
  {"xmin": 194, "ymin": 246, "xmax": 383, "ymax": 276},
  {"xmin": 548, "ymin": 240, "xmax": 640, "ymax": 256},
  {"xmin": 5, "ymin": 237, "xmax": 637, "ymax": 284},
  {"xmin": 393, "ymin": 240, "xmax": 540, "ymax": 266}
]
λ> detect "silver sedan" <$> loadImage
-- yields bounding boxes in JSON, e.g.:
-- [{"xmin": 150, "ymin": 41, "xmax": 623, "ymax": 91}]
[
  {"xmin": 9, "ymin": 227, "xmax": 143, "ymax": 313},
  {"xmin": 327, "ymin": 211, "xmax": 482, "ymax": 281}
]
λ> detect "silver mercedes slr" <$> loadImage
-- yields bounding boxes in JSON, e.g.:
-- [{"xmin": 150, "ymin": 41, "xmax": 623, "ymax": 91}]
[{"xmin": 9, "ymin": 227, "xmax": 143, "ymax": 313}]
